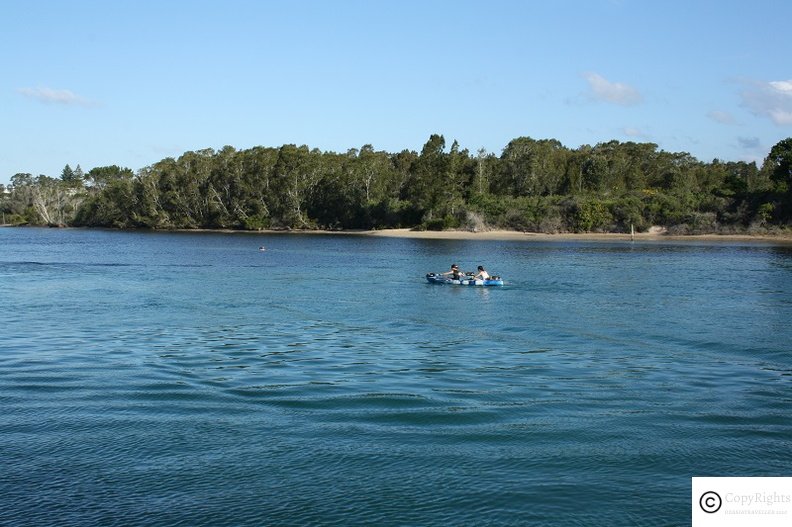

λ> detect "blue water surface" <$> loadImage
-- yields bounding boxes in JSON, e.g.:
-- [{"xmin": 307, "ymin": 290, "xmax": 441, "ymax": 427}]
[{"xmin": 1, "ymin": 227, "xmax": 791, "ymax": 526}]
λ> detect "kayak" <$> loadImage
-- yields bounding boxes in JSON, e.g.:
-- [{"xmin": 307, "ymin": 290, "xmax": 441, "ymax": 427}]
[{"xmin": 425, "ymin": 273, "xmax": 504, "ymax": 286}]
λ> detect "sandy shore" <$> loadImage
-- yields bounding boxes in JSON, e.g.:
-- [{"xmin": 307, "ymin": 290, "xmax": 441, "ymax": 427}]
[
  {"xmin": 16, "ymin": 224, "xmax": 792, "ymax": 243},
  {"xmin": 180, "ymin": 226, "xmax": 792, "ymax": 243},
  {"xmin": 333, "ymin": 228, "xmax": 792, "ymax": 244}
]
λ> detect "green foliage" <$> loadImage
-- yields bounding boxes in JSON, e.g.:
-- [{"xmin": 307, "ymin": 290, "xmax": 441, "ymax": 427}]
[
  {"xmin": 7, "ymin": 136, "xmax": 792, "ymax": 232},
  {"xmin": 565, "ymin": 197, "xmax": 614, "ymax": 232},
  {"xmin": 60, "ymin": 164, "xmax": 75, "ymax": 182},
  {"xmin": 6, "ymin": 172, "xmax": 86, "ymax": 225},
  {"xmin": 610, "ymin": 195, "xmax": 647, "ymax": 232},
  {"xmin": 760, "ymin": 138, "xmax": 792, "ymax": 221},
  {"xmin": 85, "ymin": 165, "xmax": 134, "ymax": 190},
  {"xmin": 764, "ymin": 138, "xmax": 792, "ymax": 191},
  {"xmin": 757, "ymin": 202, "xmax": 776, "ymax": 224},
  {"xmin": 468, "ymin": 193, "xmax": 508, "ymax": 220},
  {"xmin": 242, "ymin": 213, "xmax": 271, "ymax": 230},
  {"xmin": 371, "ymin": 199, "xmax": 418, "ymax": 228},
  {"xmin": 73, "ymin": 178, "xmax": 135, "ymax": 228},
  {"xmin": 495, "ymin": 137, "xmax": 569, "ymax": 196}
]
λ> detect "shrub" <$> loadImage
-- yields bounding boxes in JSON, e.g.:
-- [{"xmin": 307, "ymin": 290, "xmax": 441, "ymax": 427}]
[
  {"xmin": 242, "ymin": 213, "xmax": 271, "ymax": 230},
  {"xmin": 565, "ymin": 197, "xmax": 613, "ymax": 232},
  {"xmin": 757, "ymin": 202, "xmax": 775, "ymax": 225},
  {"xmin": 611, "ymin": 195, "xmax": 647, "ymax": 232}
]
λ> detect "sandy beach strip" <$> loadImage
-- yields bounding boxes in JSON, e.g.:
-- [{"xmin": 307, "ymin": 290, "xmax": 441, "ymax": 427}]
[
  {"xmin": 159, "ymin": 226, "xmax": 792, "ymax": 244},
  {"xmin": 352, "ymin": 228, "xmax": 792, "ymax": 244}
]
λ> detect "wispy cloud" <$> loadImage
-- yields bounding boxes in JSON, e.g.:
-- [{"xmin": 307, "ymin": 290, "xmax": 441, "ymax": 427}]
[
  {"xmin": 623, "ymin": 127, "xmax": 649, "ymax": 139},
  {"xmin": 735, "ymin": 136, "xmax": 766, "ymax": 163},
  {"xmin": 17, "ymin": 86, "xmax": 95, "ymax": 107},
  {"xmin": 738, "ymin": 136, "xmax": 761, "ymax": 149},
  {"xmin": 583, "ymin": 72, "xmax": 642, "ymax": 106},
  {"xmin": 739, "ymin": 79, "xmax": 792, "ymax": 125},
  {"xmin": 707, "ymin": 110, "xmax": 737, "ymax": 125}
]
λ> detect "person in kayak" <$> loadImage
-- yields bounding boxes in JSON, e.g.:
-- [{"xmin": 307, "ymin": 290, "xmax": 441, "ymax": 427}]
[
  {"xmin": 442, "ymin": 264, "xmax": 465, "ymax": 280},
  {"xmin": 473, "ymin": 265, "xmax": 490, "ymax": 280}
]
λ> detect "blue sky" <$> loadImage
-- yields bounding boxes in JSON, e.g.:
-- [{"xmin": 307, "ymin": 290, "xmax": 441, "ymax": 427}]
[{"xmin": 2, "ymin": 0, "xmax": 791, "ymax": 185}]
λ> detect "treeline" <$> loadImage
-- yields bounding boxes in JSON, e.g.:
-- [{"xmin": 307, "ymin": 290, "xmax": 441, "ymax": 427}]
[{"xmin": 2, "ymin": 135, "xmax": 792, "ymax": 233}]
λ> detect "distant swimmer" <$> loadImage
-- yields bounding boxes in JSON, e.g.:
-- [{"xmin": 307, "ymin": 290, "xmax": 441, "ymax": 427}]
[{"xmin": 259, "ymin": 246, "xmax": 266, "ymax": 251}]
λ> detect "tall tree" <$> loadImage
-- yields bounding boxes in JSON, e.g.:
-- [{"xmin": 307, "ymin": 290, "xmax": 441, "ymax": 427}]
[
  {"xmin": 85, "ymin": 165, "xmax": 134, "ymax": 191},
  {"xmin": 762, "ymin": 137, "xmax": 792, "ymax": 220},
  {"xmin": 496, "ymin": 137, "xmax": 568, "ymax": 197},
  {"xmin": 764, "ymin": 138, "xmax": 792, "ymax": 193},
  {"xmin": 74, "ymin": 164, "xmax": 85, "ymax": 182},
  {"xmin": 61, "ymin": 164, "xmax": 74, "ymax": 181},
  {"xmin": 473, "ymin": 148, "xmax": 494, "ymax": 196},
  {"xmin": 272, "ymin": 144, "xmax": 322, "ymax": 228},
  {"xmin": 406, "ymin": 134, "xmax": 448, "ymax": 222}
]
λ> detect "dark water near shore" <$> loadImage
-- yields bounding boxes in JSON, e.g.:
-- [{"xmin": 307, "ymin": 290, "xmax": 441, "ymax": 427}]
[{"xmin": 1, "ymin": 227, "xmax": 791, "ymax": 526}]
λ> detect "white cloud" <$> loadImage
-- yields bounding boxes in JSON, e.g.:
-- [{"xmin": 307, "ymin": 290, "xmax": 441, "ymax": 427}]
[
  {"xmin": 769, "ymin": 80, "xmax": 792, "ymax": 93},
  {"xmin": 17, "ymin": 86, "xmax": 94, "ymax": 106},
  {"xmin": 740, "ymin": 79, "xmax": 792, "ymax": 125},
  {"xmin": 707, "ymin": 110, "xmax": 737, "ymax": 125},
  {"xmin": 583, "ymin": 72, "xmax": 642, "ymax": 106}
]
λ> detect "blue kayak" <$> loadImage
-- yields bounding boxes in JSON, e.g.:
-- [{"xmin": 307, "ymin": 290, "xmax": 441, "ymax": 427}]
[{"xmin": 426, "ymin": 273, "xmax": 504, "ymax": 286}]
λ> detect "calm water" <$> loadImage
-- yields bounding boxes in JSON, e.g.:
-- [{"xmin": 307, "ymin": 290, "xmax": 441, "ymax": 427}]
[{"xmin": 1, "ymin": 227, "xmax": 791, "ymax": 526}]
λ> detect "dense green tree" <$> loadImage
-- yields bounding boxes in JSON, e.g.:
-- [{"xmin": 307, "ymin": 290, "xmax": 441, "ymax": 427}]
[
  {"xmin": 471, "ymin": 148, "xmax": 495, "ymax": 196},
  {"xmin": 759, "ymin": 138, "xmax": 792, "ymax": 221},
  {"xmin": 236, "ymin": 146, "xmax": 279, "ymax": 229},
  {"xmin": 74, "ymin": 164, "xmax": 84, "ymax": 182},
  {"xmin": 271, "ymin": 144, "xmax": 323, "ymax": 228},
  {"xmin": 497, "ymin": 137, "xmax": 536, "ymax": 196},
  {"xmin": 404, "ymin": 134, "xmax": 449, "ymax": 225},
  {"xmin": 764, "ymin": 138, "xmax": 792, "ymax": 193},
  {"xmin": 6, "ymin": 173, "xmax": 36, "ymax": 222},
  {"xmin": 85, "ymin": 165, "xmax": 134, "ymax": 191},
  {"xmin": 563, "ymin": 146, "xmax": 589, "ymax": 195},
  {"xmin": 11, "ymin": 135, "xmax": 792, "ymax": 233},
  {"xmin": 496, "ymin": 138, "xmax": 569, "ymax": 196},
  {"xmin": 60, "ymin": 164, "xmax": 75, "ymax": 182},
  {"xmin": 59, "ymin": 164, "xmax": 84, "ymax": 188},
  {"xmin": 74, "ymin": 177, "xmax": 135, "ymax": 227},
  {"xmin": 7, "ymin": 173, "xmax": 86, "ymax": 225}
]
